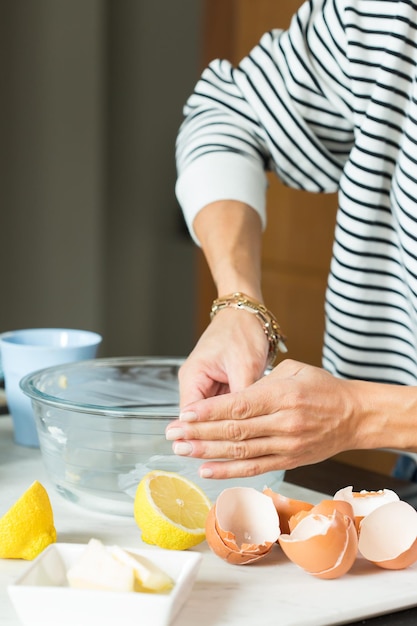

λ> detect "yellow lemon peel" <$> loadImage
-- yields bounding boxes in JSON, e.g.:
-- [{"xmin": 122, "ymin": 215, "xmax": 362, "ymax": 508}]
[{"xmin": 0, "ymin": 480, "xmax": 56, "ymax": 560}]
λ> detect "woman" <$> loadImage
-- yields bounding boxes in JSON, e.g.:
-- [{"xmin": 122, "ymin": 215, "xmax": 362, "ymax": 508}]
[{"xmin": 165, "ymin": 0, "xmax": 417, "ymax": 481}]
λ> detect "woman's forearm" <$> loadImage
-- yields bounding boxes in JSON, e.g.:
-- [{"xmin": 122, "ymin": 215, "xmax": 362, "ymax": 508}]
[
  {"xmin": 193, "ymin": 200, "xmax": 264, "ymax": 300},
  {"xmin": 349, "ymin": 379, "xmax": 417, "ymax": 453}
]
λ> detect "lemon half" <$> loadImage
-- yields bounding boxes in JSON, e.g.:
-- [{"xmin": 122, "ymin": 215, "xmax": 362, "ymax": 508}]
[
  {"xmin": 0, "ymin": 480, "xmax": 56, "ymax": 560},
  {"xmin": 134, "ymin": 471, "xmax": 211, "ymax": 550}
]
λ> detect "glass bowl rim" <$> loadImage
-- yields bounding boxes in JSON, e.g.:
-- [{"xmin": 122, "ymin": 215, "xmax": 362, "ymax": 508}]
[{"xmin": 19, "ymin": 356, "xmax": 184, "ymax": 419}]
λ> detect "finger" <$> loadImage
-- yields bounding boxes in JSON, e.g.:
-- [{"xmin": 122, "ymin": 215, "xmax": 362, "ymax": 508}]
[
  {"xmin": 197, "ymin": 455, "xmax": 290, "ymax": 480},
  {"xmin": 225, "ymin": 349, "xmax": 267, "ymax": 392},
  {"xmin": 178, "ymin": 368, "xmax": 228, "ymax": 407},
  {"xmin": 268, "ymin": 358, "xmax": 305, "ymax": 379},
  {"xmin": 227, "ymin": 364, "xmax": 265, "ymax": 393},
  {"xmin": 180, "ymin": 382, "xmax": 280, "ymax": 424},
  {"xmin": 171, "ymin": 432, "xmax": 289, "ymax": 464},
  {"xmin": 166, "ymin": 412, "xmax": 283, "ymax": 443}
]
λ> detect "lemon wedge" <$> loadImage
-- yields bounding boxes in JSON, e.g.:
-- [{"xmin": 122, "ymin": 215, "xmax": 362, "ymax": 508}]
[
  {"xmin": 133, "ymin": 470, "xmax": 211, "ymax": 550},
  {"xmin": 0, "ymin": 480, "xmax": 56, "ymax": 560}
]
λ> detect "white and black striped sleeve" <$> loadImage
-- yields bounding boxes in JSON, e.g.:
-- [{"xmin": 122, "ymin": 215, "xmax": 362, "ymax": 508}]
[{"xmin": 175, "ymin": 0, "xmax": 354, "ymax": 241}]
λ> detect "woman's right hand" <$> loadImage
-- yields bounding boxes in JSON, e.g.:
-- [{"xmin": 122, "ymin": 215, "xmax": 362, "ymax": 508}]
[
  {"xmin": 180, "ymin": 198, "xmax": 268, "ymax": 406},
  {"xmin": 178, "ymin": 306, "xmax": 271, "ymax": 408}
]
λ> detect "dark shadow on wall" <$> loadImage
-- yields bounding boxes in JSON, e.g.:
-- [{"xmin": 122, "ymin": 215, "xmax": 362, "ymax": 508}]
[{"xmin": 0, "ymin": 0, "xmax": 202, "ymax": 358}]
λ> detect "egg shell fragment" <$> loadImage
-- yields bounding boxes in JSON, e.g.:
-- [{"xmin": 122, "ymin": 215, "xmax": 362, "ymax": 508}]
[
  {"xmin": 279, "ymin": 510, "xmax": 358, "ymax": 579},
  {"xmin": 334, "ymin": 486, "xmax": 400, "ymax": 533},
  {"xmin": 289, "ymin": 499, "xmax": 355, "ymax": 533},
  {"xmin": 263, "ymin": 488, "xmax": 314, "ymax": 535},
  {"xmin": 205, "ymin": 487, "xmax": 280, "ymax": 565},
  {"xmin": 358, "ymin": 500, "xmax": 417, "ymax": 570}
]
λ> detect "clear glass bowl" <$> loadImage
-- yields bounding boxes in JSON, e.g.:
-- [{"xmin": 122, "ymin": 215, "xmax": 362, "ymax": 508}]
[{"xmin": 20, "ymin": 357, "xmax": 285, "ymax": 516}]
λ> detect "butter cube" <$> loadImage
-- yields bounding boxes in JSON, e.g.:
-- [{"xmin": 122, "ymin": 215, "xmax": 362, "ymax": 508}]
[{"xmin": 67, "ymin": 539, "xmax": 134, "ymax": 592}]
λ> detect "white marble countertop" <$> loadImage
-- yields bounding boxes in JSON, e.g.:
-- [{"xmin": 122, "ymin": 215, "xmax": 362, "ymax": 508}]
[{"xmin": 1, "ymin": 415, "xmax": 417, "ymax": 626}]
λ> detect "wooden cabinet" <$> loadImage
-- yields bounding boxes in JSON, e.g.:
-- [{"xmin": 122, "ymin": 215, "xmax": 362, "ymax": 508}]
[{"xmin": 196, "ymin": 0, "xmax": 338, "ymax": 368}]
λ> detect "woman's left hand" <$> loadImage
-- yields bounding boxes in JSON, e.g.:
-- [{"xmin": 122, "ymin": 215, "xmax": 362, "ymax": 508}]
[{"xmin": 165, "ymin": 359, "xmax": 364, "ymax": 478}]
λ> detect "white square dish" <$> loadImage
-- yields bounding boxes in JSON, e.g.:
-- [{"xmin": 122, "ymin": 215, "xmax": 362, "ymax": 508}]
[{"xmin": 8, "ymin": 543, "xmax": 202, "ymax": 626}]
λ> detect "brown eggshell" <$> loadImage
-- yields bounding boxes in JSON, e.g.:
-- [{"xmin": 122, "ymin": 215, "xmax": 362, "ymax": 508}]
[
  {"xmin": 358, "ymin": 500, "xmax": 417, "ymax": 570},
  {"xmin": 314, "ymin": 517, "xmax": 358, "ymax": 580},
  {"xmin": 334, "ymin": 486, "xmax": 400, "ymax": 533},
  {"xmin": 205, "ymin": 487, "xmax": 280, "ymax": 565},
  {"xmin": 310, "ymin": 499, "xmax": 355, "ymax": 523},
  {"xmin": 288, "ymin": 509, "xmax": 311, "ymax": 533},
  {"xmin": 279, "ymin": 510, "xmax": 358, "ymax": 579},
  {"xmin": 288, "ymin": 499, "xmax": 354, "ymax": 533},
  {"xmin": 333, "ymin": 486, "xmax": 400, "ymax": 511},
  {"xmin": 263, "ymin": 487, "xmax": 313, "ymax": 535},
  {"xmin": 205, "ymin": 506, "xmax": 268, "ymax": 564}
]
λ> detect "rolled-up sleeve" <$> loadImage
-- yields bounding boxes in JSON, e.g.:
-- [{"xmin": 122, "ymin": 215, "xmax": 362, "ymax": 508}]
[{"xmin": 176, "ymin": 0, "xmax": 354, "ymax": 242}]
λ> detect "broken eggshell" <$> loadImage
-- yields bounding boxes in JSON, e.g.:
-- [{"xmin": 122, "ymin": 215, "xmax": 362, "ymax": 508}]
[
  {"xmin": 279, "ymin": 509, "xmax": 358, "ymax": 579},
  {"xmin": 333, "ymin": 486, "xmax": 399, "ymax": 531},
  {"xmin": 263, "ymin": 488, "xmax": 314, "ymax": 535},
  {"xmin": 206, "ymin": 484, "xmax": 417, "ymax": 578},
  {"xmin": 288, "ymin": 499, "xmax": 355, "ymax": 533},
  {"xmin": 358, "ymin": 500, "xmax": 417, "ymax": 570},
  {"xmin": 205, "ymin": 487, "xmax": 280, "ymax": 565}
]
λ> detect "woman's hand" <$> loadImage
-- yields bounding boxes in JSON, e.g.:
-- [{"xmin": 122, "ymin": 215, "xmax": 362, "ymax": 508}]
[
  {"xmin": 179, "ymin": 198, "xmax": 269, "ymax": 405},
  {"xmin": 179, "ymin": 307, "xmax": 270, "ymax": 406},
  {"xmin": 168, "ymin": 359, "xmax": 366, "ymax": 477}
]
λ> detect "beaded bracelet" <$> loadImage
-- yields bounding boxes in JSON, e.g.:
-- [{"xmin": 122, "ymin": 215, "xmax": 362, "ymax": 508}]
[{"xmin": 210, "ymin": 292, "xmax": 287, "ymax": 366}]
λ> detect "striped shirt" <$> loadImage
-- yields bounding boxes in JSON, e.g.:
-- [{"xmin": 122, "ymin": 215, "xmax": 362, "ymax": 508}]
[{"xmin": 176, "ymin": 0, "xmax": 417, "ymax": 385}]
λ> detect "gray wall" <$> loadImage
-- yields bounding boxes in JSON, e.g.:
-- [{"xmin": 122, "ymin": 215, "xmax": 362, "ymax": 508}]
[{"xmin": 0, "ymin": 0, "xmax": 202, "ymax": 358}]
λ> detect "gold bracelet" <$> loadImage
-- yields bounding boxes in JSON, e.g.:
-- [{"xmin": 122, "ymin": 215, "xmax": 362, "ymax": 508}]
[{"xmin": 210, "ymin": 292, "xmax": 287, "ymax": 365}]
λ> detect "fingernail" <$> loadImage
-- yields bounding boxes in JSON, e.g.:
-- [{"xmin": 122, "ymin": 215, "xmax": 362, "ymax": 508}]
[
  {"xmin": 179, "ymin": 410, "xmax": 197, "ymax": 422},
  {"xmin": 165, "ymin": 427, "xmax": 185, "ymax": 441},
  {"xmin": 173, "ymin": 441, "xmax": 193, "ymax": 456},
  {"xmin": 199, "ymin": 467, "xmax": 213, "ymax": 478}
]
